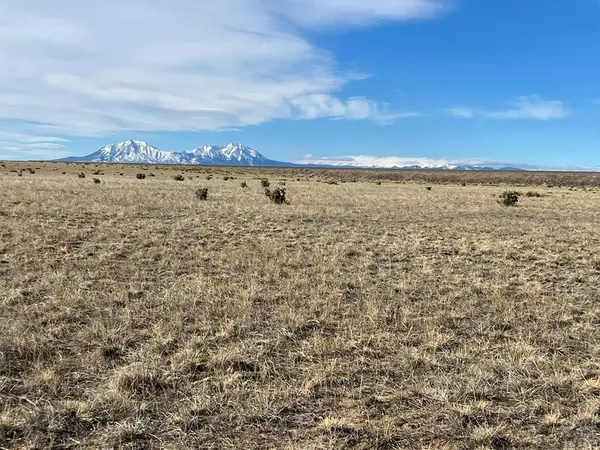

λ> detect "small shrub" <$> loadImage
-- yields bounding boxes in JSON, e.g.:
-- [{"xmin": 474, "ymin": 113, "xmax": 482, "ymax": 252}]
[
  {"xmin": 223, "ymin": 176, "xmax": 230, "ymax": 181},
  {"xmin": 27, "ymin": 168, "xmax": 35, "ymax": 174},
  {"xmin": 426, "ymin": 186, "xmax": 432, "ymax": 191},
  {"xmin": 195, "ymin": 188, "xmax": 209, "ymax": 200},
  {"xmin": 240, "ymin": 181, "xmax": 248, "ymax": 188},
  {"xmin": 376, "ymin": 181, "xmax": 382, "ymax": 186},
  {"xmin": 93, "ymin": 178, "xmax": 101, "ymax": 184},
  {"xmin": 265, "ymin": 187, "xmax": 288, "ymax": 204},
  {"xmin": 93, "ymin": 170, "xmax": 102, "ymax": 175},
  {"xmin": 206, "ymin": 175, "xmax": 213, "ymax": 180},
  {"xmin": 17, "ymin": 171, "xmax": 22, "ymax": 177},
  {"xmin": 499, "ymin": 191, "xmax": 520, "ymax": 206},
  {"xmin": 78, "ymin": 172, "xmax": 86, "ymax": 178},
  {"xmin": 261, "ymin": 179, "xmax": 270, "ymax": 188},
  {"xmin": 462, "ymin": 182, "xmax": 467, "ymax": 187},
  {"xmin": 173, "ymin": 174, "xmax": 185, "ymax": 181},
  {"xmin": 525, "ymin": 191, "xmax": 542, "ymax": 198},
  {"xmin": 136, "ymin": 173, "xmax": 146, "ymax": 180},
  {"xmin": 148, "ymin": 173, "xmax": 155, "ymax": 177}
]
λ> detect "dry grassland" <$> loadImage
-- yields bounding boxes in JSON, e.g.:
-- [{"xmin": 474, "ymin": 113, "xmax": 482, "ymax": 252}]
[{"xmin": 1, "ymin": 162, "xmax": 600, "ymax": 449}]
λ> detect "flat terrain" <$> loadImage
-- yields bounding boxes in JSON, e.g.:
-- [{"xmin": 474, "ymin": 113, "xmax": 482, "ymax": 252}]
[{"xmin": 1, "ymin": 163, "xmax": 600, "ymax": 449}]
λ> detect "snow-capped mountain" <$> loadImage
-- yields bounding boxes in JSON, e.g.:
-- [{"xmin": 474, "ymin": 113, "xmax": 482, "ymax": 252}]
[
  {"xmin": 60, "ymin": 140, "xmax": 184, "ymax": 164},
  {"xmin": 182, "ymin": 143, "xmax": 273, "ymax": 166},
  {"xmin": 59, "ymin": 141, "xmax": 289, "ymax": 166}
]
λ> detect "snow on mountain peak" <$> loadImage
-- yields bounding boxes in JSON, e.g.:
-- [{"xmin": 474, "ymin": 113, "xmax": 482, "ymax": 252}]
[{"xmin": 61, "ymin": 140, "xmax": 275, "ymax": 166}]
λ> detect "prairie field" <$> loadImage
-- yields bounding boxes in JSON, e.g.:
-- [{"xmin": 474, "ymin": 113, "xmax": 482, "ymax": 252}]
[{"xmin": 1, "ymin": 162, "xmax": 600, "ymax": 449}]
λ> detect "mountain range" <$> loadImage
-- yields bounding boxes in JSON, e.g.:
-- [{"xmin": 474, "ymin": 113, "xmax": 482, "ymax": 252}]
[
  {"xmin": 59, "ymin": 141, "xmax": 290, "ymax": 167},
  {"xmin": 58, "ymin": 140, "xmax": 525, "ymax": 171}
]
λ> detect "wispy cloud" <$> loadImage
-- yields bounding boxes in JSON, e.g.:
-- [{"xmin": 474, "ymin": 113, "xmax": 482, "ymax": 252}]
[
  {"xmin": 287, "ymin": 95, "xmax": 421, "ymax": 123},
  {"xmin": 447, "ymin": 107, "xmax": 474, "ymax": 118},
  {"xmin": 447, "ymin": 96, "xmax": 568, "ymax": 120},
  {"xmin": 486, "ymin": 96, "xmax": 568, "ymax": 120},
  {"xmin": 0, "ymin": 130, "xmax": 70, "ymax": 159},
  {"xmin": 0, "ymin": 0, "xmax": 447, "ymax": 152}
]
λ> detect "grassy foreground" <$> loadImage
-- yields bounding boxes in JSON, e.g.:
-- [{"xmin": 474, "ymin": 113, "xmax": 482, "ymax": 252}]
[{"xmin": 1, "ymin": 164, "xmax": 600, "ymax": 449}]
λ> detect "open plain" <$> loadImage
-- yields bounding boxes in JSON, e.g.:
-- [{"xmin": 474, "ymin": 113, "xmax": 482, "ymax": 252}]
[{"xmin": 1, "ymin": 162, "xmax": 600, "ymax": 449}]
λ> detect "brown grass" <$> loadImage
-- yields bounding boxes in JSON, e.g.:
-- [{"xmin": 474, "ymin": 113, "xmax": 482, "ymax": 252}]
[{"xmin": 1, "ymin": 162, "xmax": 600, "ymax": 449}]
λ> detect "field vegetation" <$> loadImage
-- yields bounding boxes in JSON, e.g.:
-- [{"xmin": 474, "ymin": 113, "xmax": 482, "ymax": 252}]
[{"xmin": 1, "ymin": 162, "xmax": 600, "ymax": 449}]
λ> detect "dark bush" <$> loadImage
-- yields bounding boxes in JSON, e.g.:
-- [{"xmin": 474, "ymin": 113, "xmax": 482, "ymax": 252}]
[
  {"xmin": 27, "ymin": 168, "xmax": 35, "ymax": 174},
  {"xmin": 93, "ymin": 178, "xmax": 101, "ymax": 184},
  {"xmin": 173, "ymin": 174, "xmax": 185, "ymax": 181},
  {"xmin": 240, "ymin": 181, "xmax": 248, "ymax": 188},
  {"xmin": 148, "ymin": 173, "xmax": 155, "ymax": 177},
  {"xmin": 426, "ymin": 186, "xmax": 432, "ymax": 191},
  {"xmin": 195, "ymin": 188, "xmax": 209, "ymax": 200},
  {"xmin": 136, "ymin": 173, "xmax": 146, "ymax": 180},
  {"xmin": 78, "ymin": 172, "xmax": 86, "ymax": 179},
  {"xmin": 265, "ymin": 187, "xmax": 288, "ymax": 204},
  {"xmin": 525, "ymin": 191, "xmax": 543, "ymax": 198},
  {"xmin": 17, "ymin": 171, "xmax": 22, "ymax": 177},
  {"xmin": 499, "ymin": 191, "xmax": 520, "ymax": 206},
  {"xmin": 261, "ymin": 179, "xmax": 270, "ymax": 188},
  {"xmin": 206, "ymin": 175, "xmax": 213, "ymax": 180}
]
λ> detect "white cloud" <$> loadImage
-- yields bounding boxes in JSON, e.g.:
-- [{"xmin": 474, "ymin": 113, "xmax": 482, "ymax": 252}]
[
  {"xmin": 0, "ymin": 130, "xmax": 70, "ymax": 159},
  {"xmin": 447, "ymin": 107, "xmax": 474, "ymax": 118},
  {"xmin": 294, "ymin": 154, "xmax": 549, "ymax": 170},
  {"xmin": 446, "ymin": 97, "xmax": 568, "ymax": 120},
  {"xmin": 0, "ymin": 0, "xmax": 445, "ymax": 152},
  {"xmin": 296, "ymin": 154, "xmax": 489, "ymax": 168},
  {"xmin": 268, "ymin": 0, "xmax": 447, "ymax": 27},
  {"xmin": 486, "ymin": 96, "xmax": 568, "ymax": 120}
]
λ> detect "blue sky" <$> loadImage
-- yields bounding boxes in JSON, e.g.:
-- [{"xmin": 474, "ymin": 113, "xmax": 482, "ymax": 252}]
[{"xmin": 1, "ymin": 0, "xmax": 599, "ymax": 168}]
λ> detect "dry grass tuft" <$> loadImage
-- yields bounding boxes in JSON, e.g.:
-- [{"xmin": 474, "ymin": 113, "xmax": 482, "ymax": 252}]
[
  {"xmin": 136, "ymin": 173, "xmax": 146, "ymax": 180},
  {"xmin": 93, "ymin": 178, "xmax": 101, "ymax": 184},
  {"xmin": 173, "ymin": 174, "xmax": 185, "ymax": 181},
  {"xmin": 112, "ymin": 364, "xmax": 170, "ymax": 397}
]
